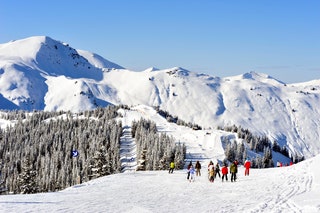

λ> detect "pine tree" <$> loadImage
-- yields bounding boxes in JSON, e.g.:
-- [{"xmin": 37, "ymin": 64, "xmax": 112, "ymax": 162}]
[
  {"xmin": 17, "ymin": 157, "xmax": 38, "ymax": 194},
  {"xmin": 136, "ymin": 149, "xmax": 147, "ymax": 171},
  {"xmin": 174, "ymin": 143, "xmax": 185, "ymax": 169},
  {"xmin": 89, "ymin": 146, "xmax": 110, "ymax": 179},
  {"xmin": 262, "ymin": 147, "xmax": 274, "ymax": 168},
  {"xmin": 225, "ymin": 142, "xmax": 235, "ymax": 162},
  {"xmin": 252, "ymin": 156, "xmax": 263, "ymax": 168},
  {"xmin": 0, "ymin": 161, "xmax": 7, "ymax": 193},
  {"xmin": 236, "ymin": 142, "xmax": 245, "ymax": 163},
  {"xmin": 272, "ymin": 141, "xmax": 281, "ymax": 152}
]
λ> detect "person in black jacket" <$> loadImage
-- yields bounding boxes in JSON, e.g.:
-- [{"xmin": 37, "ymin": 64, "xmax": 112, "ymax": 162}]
[
  {"xmin": 195, "ymin": 161, "xmax": 201, "ymax": 176},
  {"xmin": 187, "ymin": 161, "xmax": 193, "ymax": 180},
  {"xmin": 215, "ymin": 162, "xmax": 221, "ymax": 178}
]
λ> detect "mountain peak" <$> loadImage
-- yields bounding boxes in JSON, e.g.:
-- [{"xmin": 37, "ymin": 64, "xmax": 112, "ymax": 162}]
[
  {"xmin": 144, "ymin": 67, "xmax": 160, "ymax": 72},
  {"xmin": 241, "ymin": 71, "xmax": 271, "ymax": 79},
  {"xmin": 237, "ymin": 71, "xmax": 285, "ymax": 85},
  {"xmin": 0, "ymin": 36, "xmax": 106, "ymax": 80},
  {"xmin": 0, "ymin": 35, "xmax": 54, "ymax": 60}
]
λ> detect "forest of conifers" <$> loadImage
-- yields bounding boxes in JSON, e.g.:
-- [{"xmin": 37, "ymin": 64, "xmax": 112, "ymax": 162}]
[
  {"xmin": 0, "ymin": 106, "xmax": 186, "ymax": 194},
  {"xmin": 0, "ymin": 105, "xmax": 303, "ymax": 195}
]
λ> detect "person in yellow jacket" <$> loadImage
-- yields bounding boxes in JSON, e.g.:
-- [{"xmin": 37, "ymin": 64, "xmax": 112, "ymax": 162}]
[
  {"xmin": 169, "ymin": 161, "xmax": 175, "ymax": 173},
  {"xmin": 230, "ymin": 160, "xmax": 238, "ymax": 182}
]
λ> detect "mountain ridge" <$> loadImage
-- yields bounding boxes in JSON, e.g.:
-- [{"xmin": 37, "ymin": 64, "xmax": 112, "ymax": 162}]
[{"xmin": 0, "ymin": 36, "xmax": 320, "ymax": 159}]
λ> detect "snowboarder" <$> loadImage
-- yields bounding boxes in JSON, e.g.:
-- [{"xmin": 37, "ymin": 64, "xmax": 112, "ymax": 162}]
[
  {"xmin": 244, "ymin": 159, "xmax": 251, "ymax": 176},
  {"xmin": 221, "ymin": 164, "xmax": 228, "ymax": 182},
  {"xmin": 195, "ymin": 161, "xmax": 201, "ymax": 176},
  {"xmin": 169, "ymin": 161, "xmax": 175, "ymax": 174},
  {"xmin": 215, "ymin": 162, "xmax": 221, "ymax": 178}
]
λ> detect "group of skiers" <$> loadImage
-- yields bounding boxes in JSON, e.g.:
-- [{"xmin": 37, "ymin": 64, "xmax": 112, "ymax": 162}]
[
  {"xmin": 207, "ymin": 160, "xmax": 239, "ymax": 182},
  {"xmin": 276, "ymin": 161, "xmax": 293, "ymax": 167},
  {"xmin": 169, "ymin": 158, "xmax": 252, "ymax": 183}
]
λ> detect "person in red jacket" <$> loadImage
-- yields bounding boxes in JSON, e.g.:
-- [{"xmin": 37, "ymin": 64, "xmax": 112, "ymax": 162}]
[
  {"xmin": 244, "ymin": 159, "xmax": 251, "ymax": 176},
  {"xmin": 221, "ymin": 163, "xmax": 228, "ymax": 182}
]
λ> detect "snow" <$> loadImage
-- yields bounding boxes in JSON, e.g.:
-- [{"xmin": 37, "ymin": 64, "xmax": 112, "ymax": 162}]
[
  {"xmin": 1, "ymin": 104, "xmax": 320, "ymax": 212},
  {"xmin": 0, "ymin": 141, "xmax": 319, "ymax": 212},
  {"xmin": 1, "ymin": 36, "xmax": 320, "ymax": 160},
  {"xmin": 44, "ymin": 76, "xmax": 97, "ymax": 112},
  {"xmin": 0, "ymin": 118, "xmax": 12, "ymax": 129},
  {"xmin": 76, "ymin": 49, "xmax": 124, "ymax": 70},
  {"xmin": 1, "ymin": 163, "xmax": 319, "ymax": 213},
  {"xmin": 1, "ymin": 36, "xmax": 320, "ymax": 211}
]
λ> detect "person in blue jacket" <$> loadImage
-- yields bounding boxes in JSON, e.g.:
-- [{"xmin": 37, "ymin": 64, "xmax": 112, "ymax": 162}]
[{"xmin": 188, "ymin": 165, "xmax": 196, "ymax": 182}]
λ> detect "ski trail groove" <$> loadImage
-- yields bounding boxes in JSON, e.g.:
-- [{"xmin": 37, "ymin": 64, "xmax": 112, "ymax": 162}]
[
  {"xmin": 120, "ymin": 114, "xmax": 137, "ymax": 172},
  {"xmin": 251, "ymin": 160, "xmax": 314, "ymax": 212}
]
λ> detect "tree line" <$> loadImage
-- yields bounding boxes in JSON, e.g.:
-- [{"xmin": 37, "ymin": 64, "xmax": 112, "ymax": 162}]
[
  {"xmin": 220, "ymin": 125, "xmax": 304, "ymax": 168},
  {"xmin": 153, "ymin": 106, "xmax": 202, "ymax": 130},
  {"xmin": 0, "ymin": 106, "xmax": 123, "ymax": 194},
  {"xmin": 0, "ymin": 106, "xmax": 187, "ymax": 194},
  {"xmin": 132, "ymin": 118, "xmax": 186, "ymax": 171}
]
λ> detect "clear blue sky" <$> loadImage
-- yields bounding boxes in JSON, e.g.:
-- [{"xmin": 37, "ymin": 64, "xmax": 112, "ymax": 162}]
[{"xmin": 1, "ymin": 0, "xmax": 319, "ymax": 83}]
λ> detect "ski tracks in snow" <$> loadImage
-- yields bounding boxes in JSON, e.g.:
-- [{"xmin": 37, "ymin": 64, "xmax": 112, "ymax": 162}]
[
  {"xmin": 249, "ymin": 161, "xmax": 313, "ymax": 213},
  {"xmin": 119, "ymin": 112, "xmax": 137, "ymax": 173}
]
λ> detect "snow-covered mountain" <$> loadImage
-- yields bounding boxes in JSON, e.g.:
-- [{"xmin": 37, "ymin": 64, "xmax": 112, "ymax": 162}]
[{"xmin": 1, "ymin": 36, "xmax": 320, "ymax": 159}]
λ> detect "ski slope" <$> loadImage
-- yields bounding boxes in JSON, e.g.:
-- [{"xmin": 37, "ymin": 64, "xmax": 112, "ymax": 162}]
[
  {"xmin": 0, "ymin": 156, "xmax": 319, "ymax": 212},
  {"xmin": 119, "ymin": 110, "xmax": 137, "ymax": 172},
  {"xmin": 0, "ymin": 105, "xmax": 320, "ymax": 212}
]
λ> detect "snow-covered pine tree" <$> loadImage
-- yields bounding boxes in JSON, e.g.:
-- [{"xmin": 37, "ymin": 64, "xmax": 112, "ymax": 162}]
[
  {"xmin": 249, "ymin": 138, "xmax": 256, "ymax": 151},
  {"xmin": 158, "ymin": 142, "xmax": 168, "ymax": 170},
  {"xmin": 252, "ymin": 156, "xmax": 263, "ymax": 168},
  {"xmin": 174, "ymin": 142, "xmax": 185, "ymax": 169},
  {"xmin": 136, "ymin": 149, "xmax": 147, "ymax": 171},
  {"xmin": 236, "ymin": 142, "xmax": 245, "ymax": 163},
  {"xmin": 17, "ymin": 156, "xmax": 38, "ymax": 194},
  {"xmin": 89, "ymin": 146, "xmax": 110, "ymax": 179},
  {"xmin": 242, "ymin": 148, "xmax": 248, "ymax": 162},
  {"xmin": 225, "ymin": 142, "xmax": 235, "ymax": 162},
  {"xmin": 262, "ymin": 146, "xmax": 274, "ymax": 168},
  {"xmin": 0, "ymin": 161, "xmax": 7, "ymax": 194}
]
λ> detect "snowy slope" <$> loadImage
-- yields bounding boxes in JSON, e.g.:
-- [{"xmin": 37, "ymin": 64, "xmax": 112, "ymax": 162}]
[
  {"xmin": 102, "ymin": 70, "xmax": 320, "ymax": 159},
  {"xmin": 0, "ymin": 36, "xmax": 320, "ymax": 160},
  {"xmin": 1, "ymin": 160, "xmax": 320, "ymax": 213},
  {"xmin": 0, "ymin": 106, "xmax": 319, "ymax": 212},
  {"xmin": 0, "ymin": 36, "xmax": 122, "ymax": 111},
  {"xmin": 76, "ymin": 49, "xmax": 124, "ymax": 70}
]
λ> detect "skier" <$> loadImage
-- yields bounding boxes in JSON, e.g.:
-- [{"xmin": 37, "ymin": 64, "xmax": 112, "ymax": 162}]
[
  {"xmin": 215, "ymin": 162, "xmax": 221, "ymax": 178},
  {"xmin": 230, "ymin": 160, "xmax": 238, "ymax": 182},
  {"xmin": 195, "ymin": 161, "xmax": 201, "ymax": 176},
  {"xmin": 221, "ymin": 163, "xmax": 228, "ymax": 182},
  {"xmin": 187, "ymin": 161, "xmax": 193, "ymax": 180},
  {"xmin": 188, "ymin": 165, "xmax": 196, "ymax": 182},
  {"xmin": 244, "ymin": 159, "xmax": 251, "ymax": 176},
  {"xmin": 208, "ymin": 161, "xmax": 215, "ymax": 182},
  {"xmin": 168, "ymin": 161, "xmax": 175, "ymax": 174}
]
